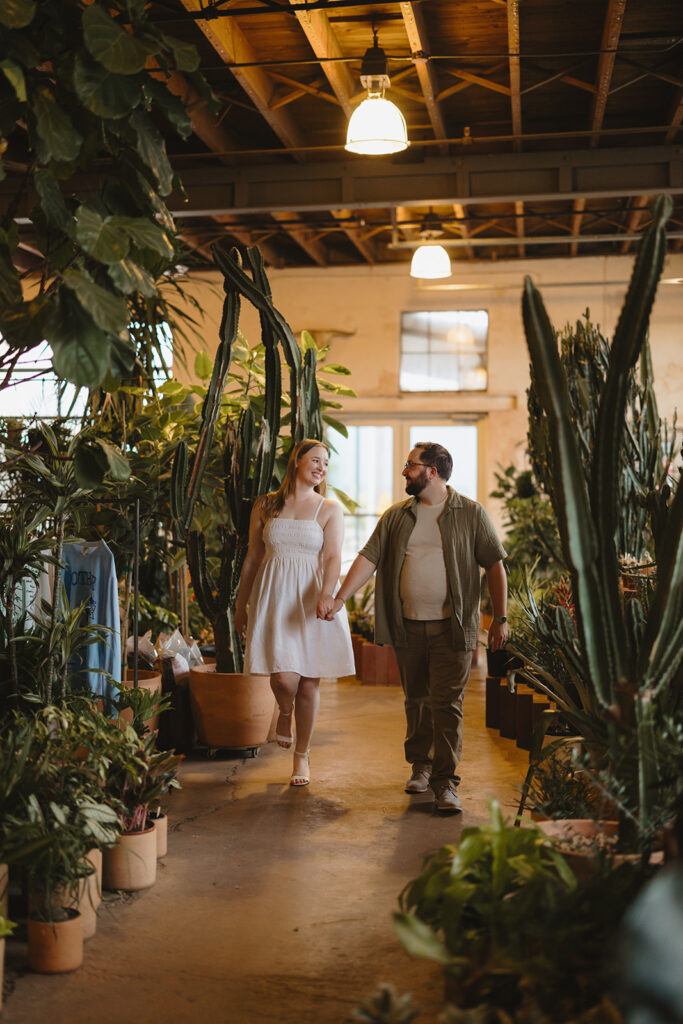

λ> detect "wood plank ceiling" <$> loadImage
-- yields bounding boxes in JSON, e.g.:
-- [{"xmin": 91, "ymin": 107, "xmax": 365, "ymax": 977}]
[{"xmin": 36, "ymin": 1, "xmax": 683, "ymax": 268}]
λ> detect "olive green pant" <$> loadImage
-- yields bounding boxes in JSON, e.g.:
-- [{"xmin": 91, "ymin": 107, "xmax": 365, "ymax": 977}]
[{"xmin": 393, "ymin": 619, "xmax": 472, "ymax": 789}]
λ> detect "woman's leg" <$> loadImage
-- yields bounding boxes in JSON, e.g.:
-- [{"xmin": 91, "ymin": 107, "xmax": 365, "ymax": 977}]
[
  {"xmin": 271, "ymin": 672, "xmax": 300, "ymax": 748},
  {"xmin": 291, "ymin": 676, "xmax": 320, "ymax": 781}
]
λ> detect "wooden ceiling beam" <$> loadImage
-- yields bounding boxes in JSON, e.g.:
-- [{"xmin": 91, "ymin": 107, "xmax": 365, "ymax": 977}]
[
  {"xmin": 589, "ymin": 0, "xmax": 627, "ymax": 147},
  {"xmin": 157, "ymin": 68, "xmax": 243, "ymax": 159},
  {"xmin": 400, "ymin": 2, "xmax": 449, "ymax": 156},
  {"xmin": 665, "ymin": 88, "xmax": 683, "ymax": 144},
  {"xmin": 620, "ymin": 195, "xmax": 650, "ymax": 254},
  {"xmin": 270, "ymin": 211, "xmax": 328, "ymax": 266},
  {"xmin": 452, "ymin": 202, "xmax": 474, "ymax": 260},
  {"xmin": 330, "ymin": 210, "xmax": 377, "ymax": 264},
  {"xmin": 268, "ymin": 71, "xmax": 340, "ymax": 107},
  {"xmin": 213, "ymin": 215, "xmax": 284, "ymax": 267},
  {"xmin": 289, "ymin": 3, "xmax": 355, "ymax": 117},
  {"xmin": 507, "ymin": 0, "xmax": 522, "ymax": 152},
  {"xmin": 178, "ymin": 0, "xmax": 305, "ymax": 158},
  {"xmin": 445, "ymin": 68, "xmax": 511, "ymax": 97}
]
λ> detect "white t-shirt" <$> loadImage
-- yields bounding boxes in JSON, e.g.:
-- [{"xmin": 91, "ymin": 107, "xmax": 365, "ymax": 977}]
[{"xmin": 399, "ymin": 497, "xmax": 449, "ymax": 620}]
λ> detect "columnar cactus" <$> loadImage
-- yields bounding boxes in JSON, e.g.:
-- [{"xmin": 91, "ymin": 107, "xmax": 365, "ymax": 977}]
[{"xmin": 171, "ymin": 246, "xmax": 321, "ymax": 672}]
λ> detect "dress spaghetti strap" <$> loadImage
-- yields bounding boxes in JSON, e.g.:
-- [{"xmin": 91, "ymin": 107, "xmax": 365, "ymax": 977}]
[{"xmin": 312, "ymin": 496, "xmax": 326, "ymax": 522}]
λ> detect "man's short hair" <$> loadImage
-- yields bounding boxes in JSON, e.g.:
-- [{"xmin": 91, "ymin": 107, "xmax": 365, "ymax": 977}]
[{"xmin": 414, "ymin": 441, "xmax": 453, "ymax": 481}]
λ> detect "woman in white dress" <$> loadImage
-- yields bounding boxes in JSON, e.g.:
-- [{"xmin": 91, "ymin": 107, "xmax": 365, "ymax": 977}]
[{"xmin": 234, "ymin": 439, "xmax": 355, "ymax": 787}]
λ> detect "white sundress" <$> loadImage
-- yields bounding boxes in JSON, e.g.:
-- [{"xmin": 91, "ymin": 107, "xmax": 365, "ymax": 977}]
[{"xmin": 244, "ymin": 500, "xmax": 355, "ymax": 678}]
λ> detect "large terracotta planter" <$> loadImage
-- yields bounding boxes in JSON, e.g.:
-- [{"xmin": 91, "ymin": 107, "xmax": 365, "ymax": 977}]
[
  {"xmin": 27, "ymin": 909, "xmax": 83, "ymax": 974},
  {"xmin": 189, "ymin": 665, "xmax": 275, "ymax": 748},
  {"xmin": 360, "ymin": 643, "xmax": 401, "ymax": 686},
  {"xmin": 103, "ymin": 827, "xmax": 157, "ymax": 892},
  {"xmin": 121, "ymin": 668, "xmax": 163, "ymax": 731}
]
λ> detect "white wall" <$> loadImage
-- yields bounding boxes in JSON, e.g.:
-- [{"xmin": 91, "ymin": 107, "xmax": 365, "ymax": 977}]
[{"xmin": 175, "ymin": 252, "xmax": 683, "ymax": 532}]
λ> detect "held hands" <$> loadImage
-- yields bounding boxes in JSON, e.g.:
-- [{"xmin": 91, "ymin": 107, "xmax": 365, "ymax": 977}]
[
  {"xmin": 487, "ymin": 619, "xmax": 508, "ymax": 652},
  {"xmin": 317, "ymin": 595, "xmax": 344, "ymax": 620}
]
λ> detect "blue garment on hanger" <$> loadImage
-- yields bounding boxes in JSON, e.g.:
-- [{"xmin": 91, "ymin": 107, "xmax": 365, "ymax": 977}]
[{"xmin": 58, "ymin": 540, "xmax": 121, "ymax": 704}]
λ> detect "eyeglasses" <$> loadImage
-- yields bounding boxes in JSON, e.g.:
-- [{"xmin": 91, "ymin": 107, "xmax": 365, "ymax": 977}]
[{"xmin": 403, "ymin": 460, "xmax": 426, "ymax": 469}]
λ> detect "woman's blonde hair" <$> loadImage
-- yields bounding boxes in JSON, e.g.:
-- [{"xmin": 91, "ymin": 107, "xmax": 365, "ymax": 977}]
[{"xmin": 259, "ymin": 438, "xmax": 329, "ymax": 520}]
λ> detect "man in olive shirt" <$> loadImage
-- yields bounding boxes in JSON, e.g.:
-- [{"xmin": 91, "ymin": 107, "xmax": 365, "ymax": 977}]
[{"xmin": 328, "ymin": 442, "xmax": 508, "ymax": 813}]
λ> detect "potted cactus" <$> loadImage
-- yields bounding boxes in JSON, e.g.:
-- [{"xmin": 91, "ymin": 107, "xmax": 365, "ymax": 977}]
[
  {"xmin": 171, "ymin": 245, "xmax": 324, "ymax": 749},
  {"xmin": 516, "ymin": 195, "xmax": 682, "ymax": 857}
]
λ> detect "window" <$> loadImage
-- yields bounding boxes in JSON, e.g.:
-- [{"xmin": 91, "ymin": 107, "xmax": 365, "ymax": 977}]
[
  {"xmin": 327, "ymin": 425, "xmax": 394, "ymax": 570},
  {"xmin": 409, "ymin": 424, "xmax": 477, "ymax": 500},
  {"xmin": 400, "ymin": 310, "xmax": 488, "ymax": 392},
  {"xmin": 0, "ymin": 342, "xmax": 88, "ymax": 419}
]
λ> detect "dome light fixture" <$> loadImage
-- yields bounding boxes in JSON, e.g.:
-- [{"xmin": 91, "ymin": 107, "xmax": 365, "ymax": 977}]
[
  {"xmin": 345, "ymin": 31, "xmax": 408, "ymax": 156},
  {"xmin": 409, "ymin": 212, "xmax": 452, "ymax": 279}
]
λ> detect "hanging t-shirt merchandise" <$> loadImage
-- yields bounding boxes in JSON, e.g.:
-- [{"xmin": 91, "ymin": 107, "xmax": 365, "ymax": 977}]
[{"xmin": 59, "ymin": 539, "xmax": 121, "ymax": 704}]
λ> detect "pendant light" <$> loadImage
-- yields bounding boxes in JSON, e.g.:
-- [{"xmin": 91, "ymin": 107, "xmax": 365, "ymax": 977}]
[
  {"xmin": 345, "ymin": 30, "xmax": 408, "ymax": 156},
  {"xmin": 409, "ymin": 212, "xmax": 452, "ymax": 279}
]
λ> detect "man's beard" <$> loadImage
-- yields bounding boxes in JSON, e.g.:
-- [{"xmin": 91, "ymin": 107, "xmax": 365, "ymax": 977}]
[{"xmin": 405, "ymin": 470, "xmax": 429, "ymax": 496}]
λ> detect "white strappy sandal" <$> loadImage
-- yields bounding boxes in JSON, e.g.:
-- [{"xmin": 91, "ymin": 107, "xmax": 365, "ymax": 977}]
[
  {"xmin": 290, "ymin": 750, "xmax": 310, "ymax": 787},
  {"xmin": 276, "ymin": 707, "xmax": 294, "ymax": 749}
]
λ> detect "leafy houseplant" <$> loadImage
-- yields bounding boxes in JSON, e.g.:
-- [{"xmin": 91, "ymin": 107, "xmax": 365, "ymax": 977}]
[
  {"xmin": 395, "ymin": 802, "xmax": 646, "ymax": 1021},
  {"xmin": 0, "ymin": 0, "xmax": 214, "ymax": 391},
  {"xmin": 516, "ymin": 195, "xmax": 682, "ymax": 854}
]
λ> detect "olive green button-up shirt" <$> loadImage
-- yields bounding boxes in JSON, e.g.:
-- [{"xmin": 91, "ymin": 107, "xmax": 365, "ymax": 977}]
[{"xmin": 360, "ymin": 487, "xmax": 506, "ymax": 651}]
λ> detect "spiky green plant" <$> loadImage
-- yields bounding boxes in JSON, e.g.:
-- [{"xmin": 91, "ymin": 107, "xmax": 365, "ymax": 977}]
[
  {"xmin": 519, "ymin": 194, "xmax": 682, "ymax": 848},
  {"xmin": 171, "ymin": 245, "xmax": 322, "ymax": 673}
]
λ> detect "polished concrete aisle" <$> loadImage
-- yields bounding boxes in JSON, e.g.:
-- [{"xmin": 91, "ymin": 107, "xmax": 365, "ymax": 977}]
[{"xmin": 3, "ymin": 670, "xmax": 528, "ymax": 1024}]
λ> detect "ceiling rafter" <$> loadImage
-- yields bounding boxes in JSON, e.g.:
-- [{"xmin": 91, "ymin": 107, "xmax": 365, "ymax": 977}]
[
  {"xmin": 330, "ymin": 210, "xmax": 377, "ymax": 263},
  {"xmin": 507, "ymin": 0, "xmax": 522, "ymax": 152},
  {"xmin": 289, "ymin": 3, "xmax": 355, "ymax": 117},
  {"xmin": 270, "ymin": 211, "xmax": 328, "ymax": 265},
  {"xmin": 570, "ymin": 197, "xmax": 587, "ymax": 257},
  {"xmin": 572, "ymin": 0, "xmax": 626, "ymax": 248},
  {"xmin": 522, "ymin": 63, "xmax": 595, "ymax": 96},
  {"xmin": 514, "ymin": 200, "xmax": 525, "ymax": 257},
  {"xmin": 452, "ymin": 204, "xmax": 474, "ymax": 259},
  {"xmin": 444, "ymin": 68, "xmax": 511, "ymax": 97},
  {"xmin": 665, "ymin": 88, "xmax": 683, "ymax": 144},
  {"xmin": 400, "ymin": 1, "xmax": 449, "ymax": 156},
  {"xmin": 178, "ymin": 0, "xmax": 305, "ymax": 156},
  {"xmin": 268, "ymin": 71, "xmax": 340, "ymax": 107}
]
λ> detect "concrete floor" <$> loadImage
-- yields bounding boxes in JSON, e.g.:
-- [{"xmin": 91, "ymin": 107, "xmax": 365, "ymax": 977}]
[{"xmin": 3, "ymin": 667, "xmax": 527, "ymax": 1024}]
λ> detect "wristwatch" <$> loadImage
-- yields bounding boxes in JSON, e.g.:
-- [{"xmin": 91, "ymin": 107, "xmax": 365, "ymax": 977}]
[{"xmin": 493, "ymin": 615, "xmax": 507, "ymax": 624}]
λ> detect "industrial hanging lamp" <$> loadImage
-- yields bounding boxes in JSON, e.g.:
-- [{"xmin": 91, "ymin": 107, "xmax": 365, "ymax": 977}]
[
  {"xmin": 345, "ymin": 30, "xmax": 408, "ymax": 156},
  {"xmin": 409, "ymin": 212, "xmax": 452, "ymax": 279}
]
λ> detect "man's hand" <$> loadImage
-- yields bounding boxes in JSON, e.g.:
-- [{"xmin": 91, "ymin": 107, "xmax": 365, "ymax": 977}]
[
  {"xmin": 324, "ymin": 596, "xmax": 345, "ymax": 621},
  {"xmin": 488, "ymin": 619, "xmax": 508, "ymax": 651}
]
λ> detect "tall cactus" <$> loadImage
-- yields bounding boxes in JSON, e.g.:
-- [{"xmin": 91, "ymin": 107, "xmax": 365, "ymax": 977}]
[
  {"xmin": 171, "ymin": 245, "xmax": 322, "ymax": 673},
  {"xmin": 522, "ymin": 195, "xmax": 682, "ymax": 839}
]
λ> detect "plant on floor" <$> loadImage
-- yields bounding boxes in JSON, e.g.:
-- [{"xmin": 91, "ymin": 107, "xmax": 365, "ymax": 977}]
[
  {"xmin": 104, "ymin": 724, "xmax": 181, "ymax": 834},
  {"xmin": 171, "ymin": 245, "xmax": 332, "ymax": 673},
  {"xmin": 350, "ymin": 984, "xmax": 421, "ymax": 1024},
  {"xmin": 490, "ymin": 464, "xmax": 562, "ymax": 581},
  {"xmin": 525, "ymin": 748, "xmax": 596, "ymax": 820},
  {"xmin": 395, "ymin": 801, "xmax": 646, "ymax": 1021},
  {"xmin": 511, "ymin": 195, "xmax": 682, "ymax": 855}
]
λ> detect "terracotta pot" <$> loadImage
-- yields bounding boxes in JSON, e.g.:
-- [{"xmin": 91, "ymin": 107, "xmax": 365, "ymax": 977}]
[
  {"xmin": 27, "ymin": 908, "xmax": 84, "ymax": 974},
  {"xmin": 76, "ymin": 848, "xmax": 102, "ymax": 940},
  {"xmin": 149, "ymin": 812, "xmax": 168, "ymax": 858},
  {"xmin": 189, "ymin": 665, "xmax": 275, "ymax": 748},
  {"xmin": 360, "ymin": 641, "xmax": 377, "ymax": 684},
  {"xmin": 536, "ymin": 818, "xmax": 620, "ymax": 877},
  {"xmin": 121, "ymin": 669, "xmax": 163, "ymax": 731},
  {"xmin": 103, "ymin": 827, "xmax": 157, "ymax": 891},
  {"xmin": 350, "ymin": 634, "xmax": 365, "ymax": 678}
]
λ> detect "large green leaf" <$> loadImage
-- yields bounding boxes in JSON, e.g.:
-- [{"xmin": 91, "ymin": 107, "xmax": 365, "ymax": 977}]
[
  {"xmin": 129, "ymin": 110, "xmax": 173, "ymax": 195},
  {"xmin": 143, "ymin": 79, "xmax": 192, "ymax": 139},
  {"xmin": 194, "ymin": 350, "xmax": 213, "ymax": 380},
  {"xmin": 82, "ymin": 6, "xmax": 154, "ymax": 75},
  {"xmin": 34, "ymin": 169, "xmax": 73, "ymax": 235},
  {"xmin": 75, "ymin": 206, "xmax": 130, "ymax": 263},
  {"xmin": 107, "ymin": 258, "xmax": 157, "ymax": 297},
  {"xmin": 32, "ymin": 89, "xmax": 82, "ymax": 163},
  {"xmin": 0, "ymin": 0, "xmax": 35, "ymax": 29},
  {"xmin": 0, "ymin": 59, "xmax": 26, "ymax": 102},
  {"xmin": 393, "ymin": 913, "xmax": 451, "ymax": 964},
  {"xmin": 62, "ymin": 271, "xmax": 129, "ymax": 333},
  {"xmin": 113, "ymin": 215, "xmax": 174, "ymax": 258},
  {"xmin": 73, "ymin": 56, "xmax": 142, "ymax": 118},
  {"xmin": 107, "ymin": 331, "xmax": 136, "ymax": 378},
  {"xmin": 50, "ymin": 320, "xmax": 111, "ymax": 389},
  {"xmin": 94, "ymin": 438, "xmax": 131, "ymax": 481},
  {"xmin": 161, "ymin": 33, "xmax": 200, "ymax": 73}
]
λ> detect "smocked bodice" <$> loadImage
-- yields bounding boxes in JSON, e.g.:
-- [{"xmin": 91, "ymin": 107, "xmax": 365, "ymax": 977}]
[{"xmin": 263, "ymin": 517, "xmax": 323, "ymax": 562}]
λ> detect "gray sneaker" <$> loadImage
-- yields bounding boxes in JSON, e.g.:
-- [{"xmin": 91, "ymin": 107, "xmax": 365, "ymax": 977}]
[
  {"xmin": 405, "ymin": 766, "xmax": 431, "ymax": 793},
  {"xmin": 435, "ymin": 782, "xmax": 462, "ymax": 813}
]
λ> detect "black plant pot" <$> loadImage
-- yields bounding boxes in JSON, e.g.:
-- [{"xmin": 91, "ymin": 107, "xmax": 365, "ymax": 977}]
[{"xmin": 486, "ymin": 647, "xmax": 523, "ymax": 678}]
